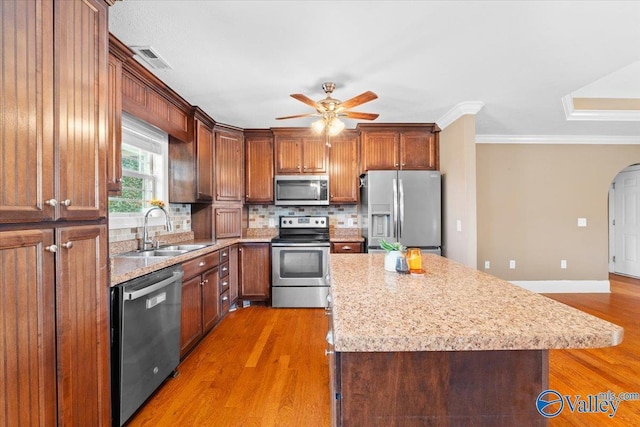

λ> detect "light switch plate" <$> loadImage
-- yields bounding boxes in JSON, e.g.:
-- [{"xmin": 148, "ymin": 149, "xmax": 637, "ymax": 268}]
[
  {"xmin": 268, "ymin": 218, "xmax": 275, "ymax": 227},
  {"xmin": 509, "ymin": 260, "xmax": 516, "ymax": 269},
  {"xmin": 484, "ymin": 261, "xmax": 490, "ymax": 269},
  {"xmin": 456, "ymin": 220, "xmax": 462, "ymax": 232},
  {"xmin": 561, "ymin": 260, "xmax": 567, "ymax": 269},
  {"xmin": 577, "ymin": 218, "xmax": 587, "ymax": 227}
]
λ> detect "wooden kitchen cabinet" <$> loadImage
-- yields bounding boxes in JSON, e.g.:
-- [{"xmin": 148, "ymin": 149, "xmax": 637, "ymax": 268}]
[
  {"xmin": 239, "ymin": 243, "xmax": 271, "ymax": 302},
  {"xmin": 219, "ymin": 244, "xmax": 239, "ymax": 309},
  {"xmin": 228, "ymin": 244, "xmax": 239, "ymax": 305},
  {"xmin": 107, "ymin": 51, "xmax": 123, "ymax": 196},
  {"xmin": 273, "ymin": 129, "xmax": 328, "ymax": 174},
  {"xmin": 329, "ymin": 131, "xmax": 359, "ymax": 203},
  {"xmin": 169, "ymin": 108, "xmax": 215, "ymax": 203},
  {"xmin": 1, "ymin": 0, "xmax": 107, "ymax": 223},
  {"xmin": 180, "ymin": 251, "xmax": 220, "ymax": 357},
  {"xmin": 331, "ymin": 241, "xmax": 363, "ymax": 253},
  {"xmin": 215, "ymin": 126, "xmax": 244, "ymax": 203},
  {"xmin": 0, "ymin": 229, "xmax": 57, "ymax": 426},
  {"xmin": 215, "ymin": 207, "xmax": 242, "ymax": 239},
  {"xmin": 244, "ymin": 130, "xmax": 274, "ymax": 203},
  {"xmin": 359, "ymin": 124, "xmax": 440, "ymax": 173}
]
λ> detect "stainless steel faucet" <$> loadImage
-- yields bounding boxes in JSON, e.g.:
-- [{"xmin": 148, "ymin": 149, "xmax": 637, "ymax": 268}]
[{"xmin": 142, "ymin": 206, "xmax": 173, "ymax": 250}]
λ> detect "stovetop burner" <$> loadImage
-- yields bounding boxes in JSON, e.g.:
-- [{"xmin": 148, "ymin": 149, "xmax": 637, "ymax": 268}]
[{"xmin": 271, "ymin": 215, "xmax": 330, "ymax": 244}]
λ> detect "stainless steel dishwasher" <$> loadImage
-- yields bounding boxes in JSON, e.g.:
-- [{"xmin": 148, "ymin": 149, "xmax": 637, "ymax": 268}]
[{"xmin": 111, "ymin": 264, "xmax": 183, "ymax": 426}]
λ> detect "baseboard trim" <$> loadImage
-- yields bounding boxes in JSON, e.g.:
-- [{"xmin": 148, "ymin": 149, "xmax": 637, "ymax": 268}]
[{"xmin": 510, "ymin": 280, "xmax": 610, "ymax": 293}]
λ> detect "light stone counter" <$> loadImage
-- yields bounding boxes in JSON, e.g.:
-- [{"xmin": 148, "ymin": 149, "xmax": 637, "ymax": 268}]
[{"xmin": 329, "ymin": 253, "xmax": 623, "ymax": 352}]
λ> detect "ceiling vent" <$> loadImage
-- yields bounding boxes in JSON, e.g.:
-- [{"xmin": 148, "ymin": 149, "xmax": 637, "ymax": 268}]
[{"xmin": 130, "ymin": 45, "xmax": 172, "ymax": 70}]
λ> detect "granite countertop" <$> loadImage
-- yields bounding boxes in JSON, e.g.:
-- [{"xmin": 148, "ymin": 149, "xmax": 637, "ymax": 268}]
[
  {"xmin": 329, "ymin": 253, "xmax": 624, "ymax": 352},
  {"xmin": 110, "ymin": 232, "xmax": 275, "ymax": 286}
]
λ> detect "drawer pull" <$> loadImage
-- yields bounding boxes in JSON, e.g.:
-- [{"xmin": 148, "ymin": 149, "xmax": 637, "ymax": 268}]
[
  {"xmin": 222, "ymin": 296, "xmax": 229, "ymax": 302},
  {"xmin": 221, "ymin": 252, "xmax": 228, "ymax": 257},
  {"xmin": 221, "ymin": 281, "xmax": 228, "ymax": 287},
  {"xmin": 325, "ymin": 349, "xmax": 334, "ymax": 356},
  {"xmin": 199, "ymin": 261, "xmax": 206, "ymax": 267},
  {"xmin": 222, "ymin": 266, "xmax": 228, "ymax": 272},
  {"xmin": 342, "ymin": 246, "xmax": 352, "ymax": 251}
]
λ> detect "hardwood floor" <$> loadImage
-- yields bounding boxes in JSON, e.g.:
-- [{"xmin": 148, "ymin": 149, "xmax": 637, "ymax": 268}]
[
  {"xmin": 127, "ymin": 275, "xmax": 639, "ymax": 426},
  {"xmin": 545, "ymin": 274, "xmax": 640, "ymax": 426}
]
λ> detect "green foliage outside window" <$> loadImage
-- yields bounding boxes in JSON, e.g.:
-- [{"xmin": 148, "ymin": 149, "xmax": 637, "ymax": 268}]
[{"xmin": 108, "ymin": 144, "xmax": 156, "ymax": 214}]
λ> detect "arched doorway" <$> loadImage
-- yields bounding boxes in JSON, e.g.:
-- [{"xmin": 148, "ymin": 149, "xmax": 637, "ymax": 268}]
[{"xmin": 609, "ymin": 164, "xmax": 640, "ymax": 278}]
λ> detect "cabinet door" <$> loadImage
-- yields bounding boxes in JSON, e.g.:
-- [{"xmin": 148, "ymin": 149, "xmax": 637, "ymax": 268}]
[
  {"xmin": 239, "ymin": 243, "xmax": 271, "ymax": 301},
  {"xmin": 55, "ymin": 224, "xmax": 110, "ymax": 426},
  {"xmin": 274, "ymin": 137, "xmax": 302, "ymax": 173},
  {"xmin": 180, "ymin": 275, "xmax": 203, "ymax": 357},
  {"xmin": 244, "ymin": 134, "xmax": 274, "ymax": 203},
  {"xmin": 215, "ymin": 207, "xmax": 242, "ymax": 239},
  {"xmin": 55, "ymin": 0, "xmax": 108, "ymax": 220},
  {"xmin": 228, "ymin": 244, "xmax": 239, "ymax": 304},
  {"xmin": 107, "ymin": 52, "xmax": 123, "ymax": 195},
  {"xmin": 302, "ymin": 136, "xmax": 328, "ymax": 174},
  {"xmin": 400, "ymin": 131, "xmax": 437, "ymax": 170},
  {"xmin": 0, "ymin": 0, "xmax": 55, "ymax": 223},
  {"xmin": 215, "ymin": 131, "xmax": 243, "ymax": 202},
  {"xmin": 195, "ymin": 120, "xmax": 214, "ymax": 201},
  {"xmin": 202, "ymin": 267, "xmax": 221, "ymax": 333},
  {"xmin": 360, "ymin": 131, "xmax": 399, "ymax": 172},
  {"xmin": 0, "ymin": 229, "xmax": 56, "ymax": 426},
  {"xmin": 329, "ymin": 135, "xmax": 359, "ymax": 203}
]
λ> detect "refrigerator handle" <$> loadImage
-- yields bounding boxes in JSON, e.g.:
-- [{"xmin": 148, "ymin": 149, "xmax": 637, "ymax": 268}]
[
  {"xmin": 399, "ymin": 179, "xmax": 404, "ymax": 239},
  {"xmin": 392, "ymin": 178, "xmax": 398, "ymax": 238}
]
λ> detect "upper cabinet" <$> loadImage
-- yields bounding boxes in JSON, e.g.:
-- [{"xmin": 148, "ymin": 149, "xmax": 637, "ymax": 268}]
[
  {"xmin": 107, "ymin": 46, "xmax": 125, "ymax": 196},
  {"xmin": 329, "ymin": 131, "xmax": 359, "ymax": 204},
  {"xmin": 168, "ymin": 108, "xmax": 214, "ymax": 203},
  {"xmin": 244, "ymin": 130, "xmax": 274, "ymax": 204},
  {"xmin": 215, "ymin": 126, "xmax": 244, "ymax": 203},
  {"xmin": 1, "ymin": 0, "xmax": 107, "ymax": 223},
  {"xmin": 273, "ymin": 129, "xmax": 328, "ymax": 174},
  {"xmin": 359, "ymin": 124, "xmax": 440, "ymax": 173}
]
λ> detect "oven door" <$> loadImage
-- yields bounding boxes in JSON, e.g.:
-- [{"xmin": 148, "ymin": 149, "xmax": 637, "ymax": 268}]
[{"xmin": 272, "ymin": 243, "xmax": 330, "ymax": 287}]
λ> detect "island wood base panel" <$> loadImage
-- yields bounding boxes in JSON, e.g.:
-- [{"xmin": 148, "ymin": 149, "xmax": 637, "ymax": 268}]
[{"xmin": 334, "ymin": 349, "xmax": 548, "ymax": 427}]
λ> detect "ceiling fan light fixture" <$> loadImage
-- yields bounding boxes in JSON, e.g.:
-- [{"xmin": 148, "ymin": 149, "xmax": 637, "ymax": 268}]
[
  {"xmin": 311, "ymin": 118, "xmax": 326, "ymax": 134},
  {"xmin": 328, "ymin": 117, "xmax": 345, "ymax": 136}
]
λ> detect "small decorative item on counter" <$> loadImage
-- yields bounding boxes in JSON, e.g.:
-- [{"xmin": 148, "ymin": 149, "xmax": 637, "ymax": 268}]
[
  {"xmin": 380, "ymin": 239, "xmax": 404, "ymax": 272},
  {"xmin": 395, "ymin": 250, "xmax": 410, "ymax": 274},
  {"xmin": 149, "ymin": 198, "xmax": 166, "ymax": 208},
  {"xmin": 407, "ymin": 248, "xmax": 422, "ymax": 270}
]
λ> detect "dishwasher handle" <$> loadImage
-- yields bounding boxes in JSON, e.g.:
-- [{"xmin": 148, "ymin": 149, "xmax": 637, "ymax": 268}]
[{"xmin": 124, "ymin": 271, "xmax": 184, "ymax": 301}]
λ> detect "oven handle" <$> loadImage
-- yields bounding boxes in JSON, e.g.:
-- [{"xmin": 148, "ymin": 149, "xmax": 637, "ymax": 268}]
[
  {"xmin": 124, "ymin": 271, "xmax": 184, "ymax": 301},
  {"xmin": 271, "ymin": 243, "xmax": 331, "ymax": 247}
]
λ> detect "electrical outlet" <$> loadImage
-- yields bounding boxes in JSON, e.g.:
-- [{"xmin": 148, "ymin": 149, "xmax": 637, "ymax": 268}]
[
  {"xmin": 561, "ymin": 260, "xmax": 567, "ymax": 269},
  {"xmin": 348, "ymin": 218, "xmax": 354, "ymax": 227},
  {"xmin": 509, "ymin": 260, "xmax": 516, "ymax": 269},
  {"xmin": 577, "ymin": 218, "xmax": 587, "ymax": 227},
  {"xmin": 484, "ymin": 260, "xmax": 490, "ymax": 269},
  {"xmin": 456, "ymin": 220, "xmax": 462, "ymax": 232},
  {"xmin": 268, "ymin": 218, "xmax": 275, "ymax": 227}
]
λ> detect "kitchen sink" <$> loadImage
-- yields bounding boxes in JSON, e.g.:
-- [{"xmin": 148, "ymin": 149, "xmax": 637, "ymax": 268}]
[
  {"xmin": 158, "ymin": 244, "xmax": 209, "ymax": 251},
  {"xmin": 114, "ymin": 244, "xmax": 210, "ymax": 259}
]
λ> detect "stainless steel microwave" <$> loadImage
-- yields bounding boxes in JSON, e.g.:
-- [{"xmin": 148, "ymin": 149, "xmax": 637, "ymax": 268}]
[{"xmin": 274, "ymin": 175, "xmax": 329, "ymax": 206}]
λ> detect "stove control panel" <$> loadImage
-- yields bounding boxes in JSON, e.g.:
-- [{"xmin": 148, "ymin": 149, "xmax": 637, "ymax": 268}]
[{"xmin": 279, "ymin": 215, "xmax": 329, "ymax": 229}]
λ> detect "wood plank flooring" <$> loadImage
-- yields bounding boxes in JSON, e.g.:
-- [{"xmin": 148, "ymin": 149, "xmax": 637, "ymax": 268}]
[{"xmin": 127, "ymin": 275, "xmax": 640, "ymax": 426}]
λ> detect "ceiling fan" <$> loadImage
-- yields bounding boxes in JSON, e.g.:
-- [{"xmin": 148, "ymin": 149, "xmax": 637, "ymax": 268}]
[{"xmin": 276, "ymin": 82, "xmax": 379, "ymax": 136}]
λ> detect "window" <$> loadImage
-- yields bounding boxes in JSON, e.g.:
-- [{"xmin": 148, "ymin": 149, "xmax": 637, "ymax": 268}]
[{"xmin": 108, "ymin": 113, "xmax": 168, "ymax": 224}]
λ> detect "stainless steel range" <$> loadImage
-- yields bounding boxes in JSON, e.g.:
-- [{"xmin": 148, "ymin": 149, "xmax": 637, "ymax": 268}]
[{"xmin": 271, "ymin": 215, "xmax": 330, "ymax": 308}]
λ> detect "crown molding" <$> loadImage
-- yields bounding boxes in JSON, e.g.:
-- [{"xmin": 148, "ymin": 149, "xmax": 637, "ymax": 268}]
[
  {"xmin": 436, "ymin": 101, "xmax": 485, "ymax": 130},
  {"xmin": 562, "ymin": 94, "xmax": 640, "ymax": 121},
  {"xmin": 475, "ymin": 134, "xmax": 640, "ymax": 145}
]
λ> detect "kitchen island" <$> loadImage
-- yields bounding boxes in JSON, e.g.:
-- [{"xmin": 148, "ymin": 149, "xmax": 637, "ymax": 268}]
[{"xmin": 328, "ymin": 253, "xmax": 623, "ymax": 426}]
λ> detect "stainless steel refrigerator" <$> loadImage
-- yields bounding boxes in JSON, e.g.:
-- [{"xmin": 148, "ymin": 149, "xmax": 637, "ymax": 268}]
[{"xmin": 360, "ymin": 170, "xmax": 441, "ymax": 254}]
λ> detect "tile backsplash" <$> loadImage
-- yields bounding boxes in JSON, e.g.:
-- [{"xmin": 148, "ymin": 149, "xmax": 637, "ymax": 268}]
[
  {"xmin": 108, "ymin": 203, "xmax": 192, "ymax": 243},
  {"xmin": 247, "ymin": 204, "xmax": 358, "ymax": 229}
]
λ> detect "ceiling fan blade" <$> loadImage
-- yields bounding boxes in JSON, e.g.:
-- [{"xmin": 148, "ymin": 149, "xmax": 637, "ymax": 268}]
[
  {"xmin": 339, "ymin": 91, "xmax": 378, "ymax": 110},
  {"xmin": 275, "ymin": 112, "xmax": 316, "ymax": 120},
  {"xmin": 343, "ymin": 111, "xmax": 379, "ymax": 120},
  {"xmin": 290, "ymin": 93, "xmax": 323, "ymax": 111}
]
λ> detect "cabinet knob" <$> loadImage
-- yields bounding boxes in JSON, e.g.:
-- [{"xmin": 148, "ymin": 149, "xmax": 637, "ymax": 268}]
[
  {"xmin": 45, "ymin": 199, "xmax": 57, "ymax": 207},
  {"xmin": 199, "ymin": 261, "xmax": 206, "ymax": 267},
  {"xmin": 297, "ymin": 165, "xmax": 301, "ymax": 169},
  {"xmin": 62, "ymin": 199, "xmax": 72, "ymax": 207},
  {"xmin": 402, "ymin": 163, "xmax": 406, "ymax": 166},
  {"xmin": 325, "ymin": 349, "xmax": 334, "ymax": 356},
  {"xmin": 245, "ymin": 194, "xmax": 249, "ymax": 198},
  {"xmin": 222, "ymin": 296, "xmax": 229, "ymax": 302},
  {"xmin": 115, "ymin": 178, "xmax": 122, "ymax": 183},
  {"xmin": 61, "ymin": 242, "xmax": 73, "ymax": 249},
  {"xmin": 394, "ymin": 163, "xmax": 399, "ymax": 167},
  {"xmin": 45, "ymin": 245, "xmax": 58, "ymax": 253}
]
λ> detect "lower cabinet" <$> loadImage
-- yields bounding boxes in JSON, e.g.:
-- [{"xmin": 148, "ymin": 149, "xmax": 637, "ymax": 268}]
[
  {"xmin": 180, "ymin": 251, "xmax": 220, "ymax": 358},
  {"xmin": 0, "ymin": 225, "xmax": 110, "ymax": 426},
  {"xmin": 331, "ymin": 241, "xmax": 363, "ymax": 253},
  {"xmin": 239, "ymin": 243, "xmax": 271, "ymax": 302}
]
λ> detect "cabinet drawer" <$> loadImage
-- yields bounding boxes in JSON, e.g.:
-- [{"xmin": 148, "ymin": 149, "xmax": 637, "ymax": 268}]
[
  {"xmin": 332, "ymin": 242, "xmax": 363, "ymax": 253},
  {"xmin": 183, "ymin": 251, "xmax": 219, "ymax": 279},
  {"xmin": 219, "ymin": 276, "xmax": 230, "ymax": 294},
  {"xmin": 219, "ymin": 261, "xmax": 230, "ymax": 278},
  {"xmin": 220, "ymin": 290, "xmax": 231, "ymax": 316},
  {"xmin": 219, "ymin": 247, "xmax": 230, "ymax": 263}
]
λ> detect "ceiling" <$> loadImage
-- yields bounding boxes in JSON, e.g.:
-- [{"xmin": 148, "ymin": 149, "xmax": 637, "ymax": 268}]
[{"xmin": 109, "ymin": 1, "xmax": 640, "ymax": 138}]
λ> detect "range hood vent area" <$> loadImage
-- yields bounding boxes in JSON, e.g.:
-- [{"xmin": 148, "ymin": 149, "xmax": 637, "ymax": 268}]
[{"xmin": 130, "ymin": 45, "xmax": 172, "ymax": 70}]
